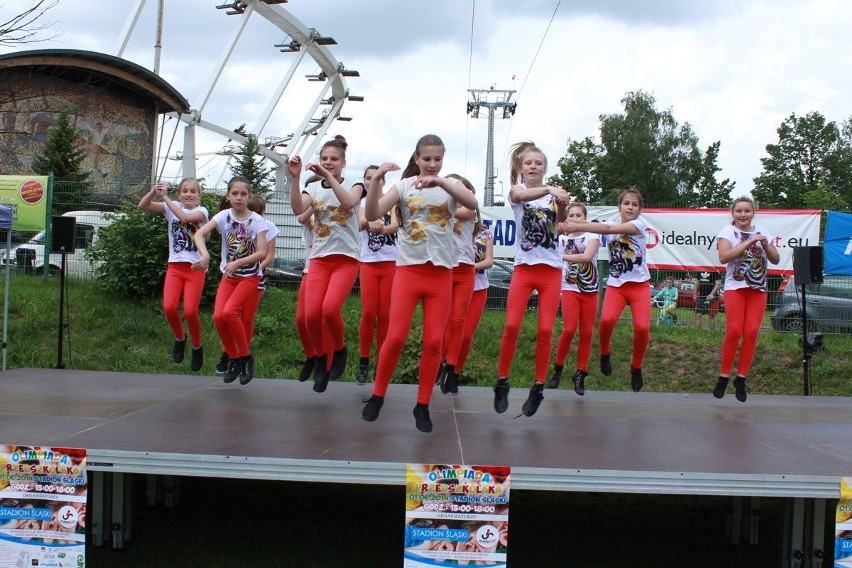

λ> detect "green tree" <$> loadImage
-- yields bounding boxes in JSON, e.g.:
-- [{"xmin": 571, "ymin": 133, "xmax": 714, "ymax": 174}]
[
  {"xmin": 31, "ymin": 112, "xmax": 91, "ymax": 213},
  {"xmin": 229, "ymin": 134, "xmax": 274, "ymax": 197},
  {"xmin": 752, "ymin": 111, "xmax": 852, "ymax": 209},
  {"xmin": 549, "ymin": 91, "xmax": 734, "ymax": 207}
]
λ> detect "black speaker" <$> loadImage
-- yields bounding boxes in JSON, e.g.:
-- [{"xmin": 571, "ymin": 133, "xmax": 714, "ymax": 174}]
[
  {"xmin": 51, "ymin": 215, "xmax": 76, "ymax": 254},
  {"xmin": 793, "ymin": 246, "xmax": 823, "ymax": 284}
]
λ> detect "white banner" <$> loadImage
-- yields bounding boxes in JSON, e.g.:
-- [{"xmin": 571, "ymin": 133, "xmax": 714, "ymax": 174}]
[{"xmin": 480, "ymin": 206, "xmax": 821, "ymax": 275}]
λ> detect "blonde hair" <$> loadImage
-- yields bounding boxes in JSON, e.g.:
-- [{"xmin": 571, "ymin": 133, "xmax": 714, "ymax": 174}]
[
  {"xmin": 730, "ymin": 196, "xmax": 755, "ymax": 224},
  {"xmin": 508, "ymin": 141, "xmax": 546, "ymax": 185}
]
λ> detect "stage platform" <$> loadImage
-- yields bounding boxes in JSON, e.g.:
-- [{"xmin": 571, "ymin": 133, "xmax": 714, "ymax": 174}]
[{"xmin": 0, "ymin": 367, "xmax": 849, "ymax": 498}]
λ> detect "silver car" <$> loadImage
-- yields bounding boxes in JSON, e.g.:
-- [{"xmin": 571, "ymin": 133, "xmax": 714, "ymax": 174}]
[{"xmin": 770, "ymin": 274, "xmax": 852, "ymax": 333}]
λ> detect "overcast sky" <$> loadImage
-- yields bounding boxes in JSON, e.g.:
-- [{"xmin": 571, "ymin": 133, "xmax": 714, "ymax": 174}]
[{"xmin": 4, "ymin": 0, "xmax": 852, "ymax": 202}]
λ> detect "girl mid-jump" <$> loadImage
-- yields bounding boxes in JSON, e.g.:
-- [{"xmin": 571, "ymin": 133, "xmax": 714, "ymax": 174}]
[
  {"xmin": 138, "ymin": 179, "xmax": 209, "ymax": 371},
  {"xmin": 713, "ymin": 196, "xmax": 779, "ymax": 401},
  {"xmin": 360, "ymin": 134, "xmax": 478, "ymax": 433}
]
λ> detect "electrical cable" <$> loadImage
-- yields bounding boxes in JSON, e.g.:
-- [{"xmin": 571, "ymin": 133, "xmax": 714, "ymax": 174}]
[
  {"xmin": 463, "ymin": 0, "xmax": 476, "ymax": 177},
  {"xmin": 158, "ymin": 117, "xmax": 181, "ymax": 182}
]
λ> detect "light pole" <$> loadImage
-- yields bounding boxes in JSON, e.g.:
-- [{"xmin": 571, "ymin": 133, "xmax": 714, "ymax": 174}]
[{"xmin": 467, "ymin": 87, "xmax": 516, "ymax": 206}]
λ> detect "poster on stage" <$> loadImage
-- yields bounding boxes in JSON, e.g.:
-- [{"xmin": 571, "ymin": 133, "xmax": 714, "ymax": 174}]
[
  {"xmin": 0, "ymin": 175, "xmax": 50, "ymax": 231},
  {"xmin": 836, "ymin": 477, "xmax": 852, "ymax": 565},
  {"xmin": 480, "ymin": 205, "xmax": 821, "ymax": 274},
  {"xmin": 0, "ymin": 445, "xmax": 87, "ymax": 568},
  {"xmin": 404, "ymin": 464, "xmax": 510, "ymax": 567}
]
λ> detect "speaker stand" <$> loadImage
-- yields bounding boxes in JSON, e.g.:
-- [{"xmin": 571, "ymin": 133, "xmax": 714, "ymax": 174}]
[
  {"xmin": 800, "ymin": 283, "xmax": 810, "ymax": 396},
  {"xmin": 56, "ymin": 252, "xmax": 67, "ymax": 369}
]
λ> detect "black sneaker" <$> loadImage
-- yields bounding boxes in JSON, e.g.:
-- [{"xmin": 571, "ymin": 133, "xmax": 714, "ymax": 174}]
[
  {"xmin": 215, "ymin": 351, "xmax": 229, "ymax": 374},
  {"xmin": 521, "ymin": 383, "xmax": 545, "ymax": 417},
  {"xmin": 572, "ymin": 370, "xmax": 588, "ymax": 396},
  {"xmin": 445, "ymin": 368, "xmax": 459, "ymax": 394},
  {"xmin": 493, "ymin": 378, "xmax": 510, "ymax": 414},
  {"xmin": 313, "ymin": 355, "xmax": 330, "ymax": 393},
  {"xmin": 631, "ymin": 367, "xmax": 643, "ymax": 392},
  {"xmin": 600, "ymin": 353, "xmax": 612, "ymax": 377},
  {"xmin": 172, "ymin": 337, "xmax": 187, "ymax": 363},
  {"xmin": 329, "ymin": 346, "xmax": 348, "ymax": 381},
  {"xmin": 223, "ymin": 359, "xmax": 241, "ymax": 384},
  {"xmin": 713, "ymin": 376, "xmax": 728, "ymax": 399},
  {"xmin": 190, "ymin": 346, "xmax": 204, "ymax": 372},
  {"xmin": 356, "ymin": 358, "xmax": 370, "ymax": 385},
  {"xmin": 439, "ymin": 364, "xmax": 456, "ymax": 394},
  {"xmin": 733, "ymin": 376, "xmax": 747, "ymax": 402},
  {"xmin": 298, "ymin": 357, "xmax": 315, "ymax": 382},
  {"xmin": 239, "ymin": 355, "xmax": 255, "ymax": 385},
  {"xmin": 413, "ymin": 403, "xmax": 433, "ymax": 433},
  {"xmin": 547, "ymin": 364, "xmax": 563, "ymax": 389},
  {"xmin": 362, "ymin": 395, "xmax": 384, "ymax": 422}
]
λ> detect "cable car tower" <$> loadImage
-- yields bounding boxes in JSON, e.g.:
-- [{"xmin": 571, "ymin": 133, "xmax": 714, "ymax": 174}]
[{"xmin": 467, "ymin": 87, "xmax": 516, "ymax": 206}]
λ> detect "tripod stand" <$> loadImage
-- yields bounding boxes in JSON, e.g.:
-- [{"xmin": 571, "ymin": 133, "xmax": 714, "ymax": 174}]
[{"xmin": 56, "ymin": 252, "xmax": 68, "ymax": 369}]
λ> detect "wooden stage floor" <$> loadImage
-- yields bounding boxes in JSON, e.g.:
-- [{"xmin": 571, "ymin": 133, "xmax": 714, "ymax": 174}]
[{"xmin": 0, "ymin": 367, "xmax": 849, "ymax": 498}]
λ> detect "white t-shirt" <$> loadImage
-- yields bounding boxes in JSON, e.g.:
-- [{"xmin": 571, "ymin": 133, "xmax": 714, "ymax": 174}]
[
  {"xmin": 255, "ymin": 217, "xmax": 279, "ymax": 290},
  {"xmin": 394, "ymin": 176, "xmax": 459, "ymax": 269},
  {"xmin": 473, "ymin": 228, "xmax": 492, "ymax": 292},
  {"xmin": 300, "ymin": 219, "xmax": 313, "ymax": 274},
  {"xmin": 359, "ymin": 197, "xmax": 399, "ymax": 263},
  {"xmin": 558, "ymin": 232, "xmax": 599, "ymax": 294},
  {"xmin": 604, "ymin": 219, "xmax": 650, "ymax": 287},
  {"xmin": 212, "ymin": 209, "xmax": 267, "ymax": 277},
  {"xmin": 510, "ymin": 184, "xmax": 561, "ymax": 269},
  {"xmin": 164, "ymin": 204, "xmax": 208, "ymax": 263},
  {"xmin": 304, "ymin": 178, "xmax": 363, "ymax": 261},
  {"xmin": 717, "ymin": 224, "xmax": 773, "ymax": 292},
  {"xmin": 452, "ymin": 215, "xmax": 476, "ymax": 267}
]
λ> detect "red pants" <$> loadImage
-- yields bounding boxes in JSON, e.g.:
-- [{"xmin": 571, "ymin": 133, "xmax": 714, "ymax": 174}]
[
  {"xmin": 242, "ymin": 288, "xmax": 263, "ymax": 346},
  {"xmin": 162, "ymin": 262, "xmax": 205, "ymax": 348},
  {"xmin": 498, "ymin": 263, "xmax": 562, "ymax": 382},
  {"xmin": 296, "ymin": 274, "xmax": 317, "ymax": 358},
  {"xmin": 719, "ymin": 287, "xmax": 766, "ymax": 377},
  {"xmin": 598, "ymin": 281, "xmax": 651, "ymax": 369},
  {"xmin": 304, "ymin": 255, "xmax": 359, "ymax": 367},
  {"xmin": 456, "ymin": 289, "xmax": 487, "ymax": 372},
  {"xmin": 442, "ymin": 263, "xmax": 476, "ymax": 366},
  {"xmin": 358, "ymin": 261, "xmax": 396, "ymax": 358},
  {"xmin": 213, "ymin": 275, "xmax": 261, "ymax": 358},
  {"xmin": 555, "ymin": 290, "xmax": 598, "ymax": 371},
  {"xmin": 372, "ymin": 264, "xmax": 452, "ymax": 404}
]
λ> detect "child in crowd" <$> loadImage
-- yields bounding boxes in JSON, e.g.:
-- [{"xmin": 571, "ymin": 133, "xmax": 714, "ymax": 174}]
[
  {"xmin": 138, "ymin": 178, "xmax": 209, "ymax": 371},
  {"xmin": 241, "ymin": 194, "xmax": 279, "ymax": 348}
]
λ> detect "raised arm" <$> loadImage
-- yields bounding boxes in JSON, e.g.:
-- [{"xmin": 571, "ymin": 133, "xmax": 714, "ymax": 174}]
[
  {"xmin": 191, "ymin": 218, "xmax": 219, "ymax": 271},
  {"xmin": 416, "ymin": 176, "xmax": 477, "ymax": 209},
  {"xmin": 288, "ymin": 156, "xmax": 312, "ymax": 216},
  {"xmin": 138, "ymin": 182, "xmax": 166, "ymax": 213},
  {"xmin": 561, "ymin": 219, "xmax": 640, "ymax": 236},
  {"xmin": 365, "ymin": 162, "xmax": 401, "ymax": 221},
  {"xmin": 562, "ymin": 237, "xmax": 599, "ymax": 264},
  {"xmin": 305, "ymin": 162, "xmax": 362, "ymax": 209}
]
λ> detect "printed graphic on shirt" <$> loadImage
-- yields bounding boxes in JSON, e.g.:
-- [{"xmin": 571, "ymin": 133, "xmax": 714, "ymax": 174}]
[
  {"xmin": 607, "ymin": 234, "xmax": 644, "ymax": 279},
  {"xmin": 563, "ymin": 237, "xmax": 598, "ymax": 293},
  {"xmin": 329, "ymin": 204, "xmax": 354, "ymax": 226},
  {"xmin": 732, "ymin": 230, "xmax": 767, "ymax": 288},
  {"xmin": 519, "ymin": 202, "xmax": 557, "ymax": 252},
  {"xmin": 312, "ymin": 198, "xmax": 332, "ymax": 239},
  {"xmin": 170, "ymin": 219, "xmax": 198, "ymax": 254},
  {"xmin": 367, "ymin": 211, "xmax": 398, "ymax": 252},
  {"xmin": 426, "ymin": 202, "xmax": 452, "ymax": 228},
  {"xmin": 474, "ymin": 229, "xmax": 492, "ymax": 273},
  {"xmin": 225, "ymin": 215, "xmax": 258, "ymax": 277}
]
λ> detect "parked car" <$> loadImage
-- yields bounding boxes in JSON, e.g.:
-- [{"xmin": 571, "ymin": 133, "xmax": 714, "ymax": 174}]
[
  {"xmin": 771, "ymin": 274, "xmax": 852, "ymax": 333},
  {"xmin": 0, "ymin": 210, "xmax": 115, "ymax": 277},
  {"xmin": 266, "ymin": 257, "xmax": 305, "ymax": 288},
  {"xmin": 485, "ymin": 259, "xmax": 538, "ymax": 311}
]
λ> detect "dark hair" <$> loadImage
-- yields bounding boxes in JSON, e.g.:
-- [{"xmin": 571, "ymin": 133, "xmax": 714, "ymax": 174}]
[
  {"xmin": 401, "ymin": 134, "xmax": 445, "ymax": 178},
  {"xmin": 321, "ymin": 134, "xmax": 348, "ymax": 159},
  {"xmin": 220, "ymin": 176, "xmax": 251, "ymax": 211},
  {"xmin": 363, "ymin": 164, "xmax": 380, "ymax": 178},
  {"xmin": 303, "ymin": 174, "xmax": 322, "ymax": 188},
  {"xmin": 508, "ymin": 141, "xmax": 546, "ymax": 185},
  {"xmin": 446, "ymin": 173, "xmax": 485, "ymax": 235},
  {"xmin": 248, "ymin": 194, "xmax": 266, "ymax": 216},
  {"xmin": 730, "ymin": 196, "xmax": 755, "ymax": 224},
  {"xmin": 616, "ymin": 185, "xmax": 643, "ymax": 210},
  {"xmin": 568, "ymin": 202, "xmax": 588, "ymax": 217}
]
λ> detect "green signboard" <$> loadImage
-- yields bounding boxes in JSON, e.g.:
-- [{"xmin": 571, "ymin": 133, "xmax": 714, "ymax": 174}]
[{"xmin": 0, "ymin": 175, "xmax": 50, "ymax": 231}]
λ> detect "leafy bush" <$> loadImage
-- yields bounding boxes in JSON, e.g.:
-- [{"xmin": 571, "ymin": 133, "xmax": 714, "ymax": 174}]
[{"xmin": 88, "ymin": 193, "xmax": 222, "ymax": 303}]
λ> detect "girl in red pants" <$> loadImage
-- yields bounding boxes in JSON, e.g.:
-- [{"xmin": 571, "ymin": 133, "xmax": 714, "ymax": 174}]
[
  {"xmin": 562, "ymin": 186, "xmax": 650, "ymax": 393},
  {"xmin": 138, "ymin": 179, "xmax": 209, "ymax": 372},
  {"xmin": 193, "ymin": 176, "xmax": 268, "ymax": 385},
  {"xmin": 360, "ymin": 134, "xmax": 478, "ymax": 433},
  {"xmin": 438, "ymin": 173, "xmax": 478, "ymax": 394},
  {"xmin": 494, "ymin": 141, "xmax": 570, "ymax": 418},
  {"xmin": 295, "ymin": 206, "xmax": 316, "ymax": 382},
  {"xmin": 549, "ymin": 203, "xmax": 600, "ymax": 395},
  {"xmin": 288, "ymin": 136, "xmax": 365, "ymax": 393},
  {"xmin": 241, "ymin": 195, "xmax": 279, "ymax": 369},
  {"xmin": 713, "ymin": 196, "xmax": 779, "ymax": 402},
  {"xmin": 452, "ymin": 222, "xmax": 494, "ymax": 386},
  {"xmin": 356, "ymin": 165, "xmax": 399, "ymax": 385}
]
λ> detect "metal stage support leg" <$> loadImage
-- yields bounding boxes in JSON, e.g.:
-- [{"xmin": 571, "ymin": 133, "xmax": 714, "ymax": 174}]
[
  {"xmin": 164, "ymin": 475, "xmax": 180, "ymax": 508},
  {"xmin": 91, "ymin": 471, "xmax": 107, "ymax": 547},
  {"xmin": 726, "ymin": 496, "xmax": 761, "ymax": 546},
  {"xmin": 146, "ymin": 474, "xmax": 159, "ymax": 506},
  {"xmin": 746, "ymin": 496, "xmax": 761, "ymax": 545},
  {"xmin": 109, "ymin": 473, "xmax": 134, "ymax": 550},
  {"xmin": 727, "ymin": 496, "xmax": 743, "ymax": 545},
  {"xmin": 781, "ymin": 498, "xmax": 826, "ymax": 567}
]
